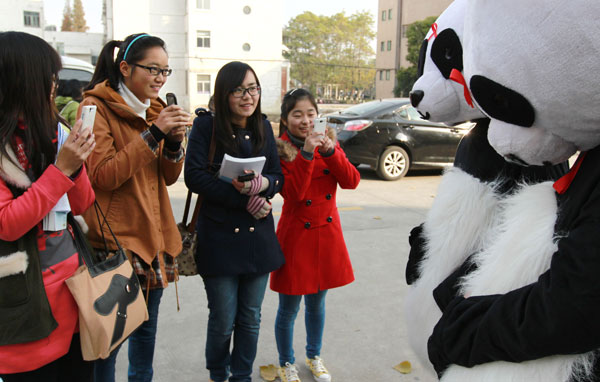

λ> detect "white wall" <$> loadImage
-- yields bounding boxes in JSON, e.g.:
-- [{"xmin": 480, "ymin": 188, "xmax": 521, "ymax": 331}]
[{"xmin": 0, "ymin": 0, "xmax": 45, "ymax": 36}]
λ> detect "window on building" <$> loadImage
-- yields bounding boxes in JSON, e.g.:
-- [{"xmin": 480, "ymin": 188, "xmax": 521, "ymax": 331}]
[
  {"xmin": 386, "ymin": 70, "xmax": 390, "ymax": 80},
  {"xmin": 24, "ymin": 11, "xmax": 40, "ymax": 28},
  {"xmin": 380, "ymin": 41, "xmax": 385, "ymax": 52},
  {"xmin": 387, "ymin": 40, "xmax": 392, "ymax": 51},
  {"xmin": 379, "ymin": 70, "xmax": 383, "ymax": 81},
  {"xmin": 197, "ymin": 0, "xmax": 210, "ymax": 9},
  {"xmin": 197, "ymin": 74, "xmax": 210, "ymax": 94},
  {"xmin": 196, "ymin": 31, "xmax": 211, "ymax": 48},
  {"xmin": 381, "ymin": 10, "xmax": 386, "ymax": 21},
  {"xmin": 388, "ymin": 9, "xmax": 392, "ymax": 20}
]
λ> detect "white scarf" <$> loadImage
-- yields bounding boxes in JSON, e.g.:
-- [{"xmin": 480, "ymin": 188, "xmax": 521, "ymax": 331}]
[{"xmin": 118, "ymin": 81, "xmax": 151, "ymax": 119}]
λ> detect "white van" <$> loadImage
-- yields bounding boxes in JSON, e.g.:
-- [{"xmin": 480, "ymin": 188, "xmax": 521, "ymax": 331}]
[{"xmin": 60, "ymin": 56, "xmax": 95, "ymax": 87}]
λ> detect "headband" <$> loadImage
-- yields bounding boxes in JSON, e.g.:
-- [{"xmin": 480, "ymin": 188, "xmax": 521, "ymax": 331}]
[{"xmin": 123, "ymin": 34, "xmax": 151, "ymax": 61}]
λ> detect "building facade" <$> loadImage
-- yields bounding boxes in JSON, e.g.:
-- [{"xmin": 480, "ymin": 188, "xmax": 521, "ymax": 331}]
[
  {"xmin": 0, "ymin": 0, "xmax": 45, "ymax": 37},
  {"xmin": 107, "ymin": 0, "xmax": 288, "ymax": 114},
  {"xmin": 375, "ymin": 0, "xmax": 453, "ymax": 99}
]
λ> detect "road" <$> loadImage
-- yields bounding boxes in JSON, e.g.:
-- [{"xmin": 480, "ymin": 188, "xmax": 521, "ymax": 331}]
[{"xmin": 114, "ymin": 166, "xmax": 443, "ymax": 382}]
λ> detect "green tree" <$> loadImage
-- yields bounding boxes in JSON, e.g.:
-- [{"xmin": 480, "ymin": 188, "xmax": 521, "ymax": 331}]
[
  {"xmin": 60, "ymin": 0, "xmax": 73, "ymax": 32},
  {"xmin": 284, "ymin": 11, "xmax": 376, "ymax": 99},
  {"xmin": 72, "ymin": 0, "xmax": 89, "ymax": 32},
  {"xmin": 394, "ymin": 16, "xmax": 437, "ymax": 97}
]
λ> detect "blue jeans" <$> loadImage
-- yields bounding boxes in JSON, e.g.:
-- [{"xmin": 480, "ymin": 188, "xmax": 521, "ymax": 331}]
[
  {"xmin": 94, "ymin": 288, "xmax": 163, "ymax": 382},
  {"xmin": 203, "ymin": 273, "xmax": 269, "ymax": 382},
  {"xmin": 275, "ymin": 290, "xmax": 327, "ymax": 366}
]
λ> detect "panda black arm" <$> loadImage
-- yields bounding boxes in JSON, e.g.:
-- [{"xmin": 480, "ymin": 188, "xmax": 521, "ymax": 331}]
[{"xmin": 427, "ymin": 216, "xmax": 600, "ymax": 375}]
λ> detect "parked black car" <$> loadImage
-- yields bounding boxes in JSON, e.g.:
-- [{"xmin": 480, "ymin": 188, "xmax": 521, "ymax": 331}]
[{"xmin": 328, "ymin": 98, "xmax": 473, "ymax": 181}]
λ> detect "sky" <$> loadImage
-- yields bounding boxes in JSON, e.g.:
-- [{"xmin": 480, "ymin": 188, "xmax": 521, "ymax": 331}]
[{"xmin": 42, "ymin": 0, "xmax": 378, "ymax": 33}]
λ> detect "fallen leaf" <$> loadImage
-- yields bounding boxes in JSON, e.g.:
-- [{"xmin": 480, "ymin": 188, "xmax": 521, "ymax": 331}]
[
  {"xmin": 373, "ymin": 216, "xmax": 382, "ymax": 220},
  {"xmin": 393, "ymin": 360, "xmax": 412, "ymax": 374},
  {"xmin": 259, "ymin": 364, "xmax": 278, "ymax": 381}
]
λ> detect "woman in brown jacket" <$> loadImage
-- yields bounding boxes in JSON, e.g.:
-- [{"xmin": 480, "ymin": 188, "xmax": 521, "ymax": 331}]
[{"xmin": 79, "ymin": 33, "xmax": 190, "ymax": 382}]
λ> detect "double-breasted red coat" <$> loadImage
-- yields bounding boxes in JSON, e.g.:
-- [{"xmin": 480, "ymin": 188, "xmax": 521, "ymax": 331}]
[{"xmin": 270, "ymin": 130, "xmax": 360, "ymax": 295}]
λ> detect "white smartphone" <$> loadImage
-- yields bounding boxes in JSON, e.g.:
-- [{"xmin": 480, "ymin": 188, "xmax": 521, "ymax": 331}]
[
  {"xmin": 80, "ymin": 105, "xmax": 97, "ymax": 132},
  {"xmin": 313, "ymin": 117, "xmax": 327, "ymax": 134}
]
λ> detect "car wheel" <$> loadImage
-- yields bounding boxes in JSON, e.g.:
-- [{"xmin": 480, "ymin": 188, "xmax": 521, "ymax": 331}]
[{"xmin": 376, "ymin": 146, "xmax": 410, "ymax": 181}]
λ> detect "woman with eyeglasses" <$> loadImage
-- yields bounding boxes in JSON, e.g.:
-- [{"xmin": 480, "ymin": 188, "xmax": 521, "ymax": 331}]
[
  {"xmin": 79, "ymin": 33, "xmax": 190, "ymax": 382},
  {"xmin": 184, "ymin": 61, "xmax": 285, "ymax": 382},
  {"xmin": 0, "ymin": 31, "xmax": 95, "ymax": 381}
]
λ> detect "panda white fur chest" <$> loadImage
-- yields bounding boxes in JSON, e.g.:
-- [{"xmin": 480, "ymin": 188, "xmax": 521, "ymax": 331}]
[{"xmin": 440, "ymin": 181, "xmax": 594, "ymax": 381}]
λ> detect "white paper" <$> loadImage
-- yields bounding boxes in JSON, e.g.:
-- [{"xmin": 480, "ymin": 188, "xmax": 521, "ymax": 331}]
[{"xmin": 218, "ymin": 154, "xmax": 266, "ymax": 183}]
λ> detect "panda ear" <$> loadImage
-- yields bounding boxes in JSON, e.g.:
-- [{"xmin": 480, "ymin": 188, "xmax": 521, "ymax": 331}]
[{"xmin": 430, "ymin": 29, "xmax": 463, "ymax": 79}]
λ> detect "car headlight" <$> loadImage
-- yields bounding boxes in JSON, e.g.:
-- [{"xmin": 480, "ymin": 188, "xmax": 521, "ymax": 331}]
[{"xmin": 343, "ymin": 120, "xmax": 373, "ymax": 131}]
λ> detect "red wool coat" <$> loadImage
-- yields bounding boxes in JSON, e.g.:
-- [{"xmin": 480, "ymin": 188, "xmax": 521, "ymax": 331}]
[{"xmin": 270, "ymin": 131, "xmax": 360, "ymax": 295}]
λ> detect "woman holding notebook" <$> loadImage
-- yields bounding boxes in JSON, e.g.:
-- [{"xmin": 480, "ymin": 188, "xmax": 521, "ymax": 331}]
[{"xmin": 184, "ymin": 61, "xmax": 284, "ymax": 382}]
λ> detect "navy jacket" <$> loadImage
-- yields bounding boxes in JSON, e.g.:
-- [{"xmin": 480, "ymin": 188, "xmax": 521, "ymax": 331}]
[{"xmin": 184, "ymin": 111, "xmax": 285, "ymax": 277}]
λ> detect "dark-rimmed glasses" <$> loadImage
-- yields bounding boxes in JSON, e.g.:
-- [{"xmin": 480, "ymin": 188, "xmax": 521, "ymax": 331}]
[
  {"xmin": 132, "ymin": 64, "xmax": 173, "ymax": 77},
  {"xmin": 231, "ymin": 86, "xmax": 261, "ymax": 98}
]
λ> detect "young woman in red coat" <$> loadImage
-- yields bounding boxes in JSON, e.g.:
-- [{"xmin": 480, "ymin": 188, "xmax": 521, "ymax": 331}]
[{"xmin": 271, "ymin": 89, "xmax": 360, "ymax": 382}]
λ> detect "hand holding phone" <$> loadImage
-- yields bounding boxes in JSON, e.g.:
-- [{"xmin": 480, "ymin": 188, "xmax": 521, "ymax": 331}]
[
  {"xmin": 80, "ymin": 105, "xmax": 97, "ymax": 133},
  {"xmin": 313, "ymin": 117, "xmax": 327, "ymax": 134}
]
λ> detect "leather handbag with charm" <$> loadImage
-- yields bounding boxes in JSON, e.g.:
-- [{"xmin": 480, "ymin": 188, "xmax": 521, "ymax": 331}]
[
  {"xmin": 177, "ymin": 118, "xmax": 216, "ymax": 276},
  {"xmin": 65, "ymin": 202, "xmax": 148, "ymax": 360}
]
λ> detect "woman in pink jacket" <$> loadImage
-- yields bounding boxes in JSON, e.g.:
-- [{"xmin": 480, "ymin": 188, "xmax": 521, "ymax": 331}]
[
  {"xmin": 271, "ymin": 89, "xmax": 360, "ymax": 382},
  {"xmin": 0, "ymin": 32, "xmax": 96, "ymax": 381}
]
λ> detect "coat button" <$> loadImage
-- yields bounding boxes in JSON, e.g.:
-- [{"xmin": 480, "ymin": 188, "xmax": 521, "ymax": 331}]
[
  {"xmin": 323, "ymin": 169, "xmax": 330, "ymax": 175},
  {"xmin": 304, "ymin": 222, "xmax": 311, "ymax": 229},
  {"xmin": 305, "ymin": 200, "xmax": 312, "ymax": 206},
  {"xmin": 234, "ymin": 228, "xmax": 240, "ymax": 233},
  {"xmin": 275, "ymin": 180, "xmax": 279, "ymax": 186},
  {"xmin": 326, "ymin": 193, "xmax": 332, "ymax": 200},
  {"xmin": 326, "ymin": 216, "xmax": 333, "ymax": 223},
  {"xmin": 244, "ymin": 135, "xmax": 250, "ymax": 140},
  {"xmin": 232, "ymin": 134, "xmax": 236, "ymax": 139},
  {"xmin": 249, "ymin": 227, "xmax": 255, "ymax": 232}
]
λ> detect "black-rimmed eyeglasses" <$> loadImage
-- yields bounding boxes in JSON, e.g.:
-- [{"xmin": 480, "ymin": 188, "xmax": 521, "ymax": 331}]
[
  {"xmin": 231, "ymin": 86, "xmax": 261, "ymax": 98},
  {"xmin": 132, "ymin": 64, "xmax": 173, "ymax": 77}
]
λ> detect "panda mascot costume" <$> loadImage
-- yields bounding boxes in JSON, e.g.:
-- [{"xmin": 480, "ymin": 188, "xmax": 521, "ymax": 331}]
[
  {"xmin": 424, "ymin": 0, "xmax": 600, "ymax": 381},
  {"xmin": 403, "ymin": 0, "xmax": 565, "ymax": 376}
]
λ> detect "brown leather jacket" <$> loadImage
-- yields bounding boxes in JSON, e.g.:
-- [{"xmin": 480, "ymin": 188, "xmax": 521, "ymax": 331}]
[{"xmin": 79, "ymin": 81, "xmax": 183, "ymax": 267}]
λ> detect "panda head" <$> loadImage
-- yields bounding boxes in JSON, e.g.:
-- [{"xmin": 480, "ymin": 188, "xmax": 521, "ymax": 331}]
[
  {"xmin": 463, "ymin": 0, "xmax": 600, "ymax": 166},
  {"xmin": 409, "ymin": 0, "xmax": 485, "ymax": 124}
]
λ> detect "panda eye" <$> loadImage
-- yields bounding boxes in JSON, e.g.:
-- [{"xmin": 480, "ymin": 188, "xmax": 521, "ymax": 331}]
[
  {"xmin": 445, "ymin": 48, "xmax": 453, "ymax": 60},
  {"xmin": 430, "ymin": 29, "xmax": 463, "ymax": 79},
  {"xmin": 470, "ymin": 75, "xmax": 535, "ymax": 127}
]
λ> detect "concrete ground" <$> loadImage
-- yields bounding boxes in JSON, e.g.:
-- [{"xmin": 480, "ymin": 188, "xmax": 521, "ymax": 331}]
[{"xmin": 114, "ymin": 166, "xmax": 442, "ymax": 382}]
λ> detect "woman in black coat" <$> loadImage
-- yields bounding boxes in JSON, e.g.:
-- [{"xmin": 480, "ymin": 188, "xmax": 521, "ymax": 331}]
[{"xmin": 184, "ymin": 61, "xmax": 284, "ymax": 382}]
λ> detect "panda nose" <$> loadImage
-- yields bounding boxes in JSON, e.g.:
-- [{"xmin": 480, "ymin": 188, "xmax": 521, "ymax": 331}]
[{"xmin": 409, "ymin": 90, "xmax": 424, "ymax": 107}]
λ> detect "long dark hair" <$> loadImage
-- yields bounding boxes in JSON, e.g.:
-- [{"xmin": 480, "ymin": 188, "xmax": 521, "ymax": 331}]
[
  {"xmin": 0, "ymin": 32, "xmax": 62, "ymax": 179},
  {"xmin": 279, "ymin": 88, "xmax": 319, "ymax": 137},
  {"xmin": 57, "ymin": 79, "xmax": 83, "ymax": 102},
  {"xmin": 213, "ymin": 61, "xmax": 265, "ymax": 155},
  {"xmin": 85, "ymin": 33, "xmax": 166, "ymax": 92}
]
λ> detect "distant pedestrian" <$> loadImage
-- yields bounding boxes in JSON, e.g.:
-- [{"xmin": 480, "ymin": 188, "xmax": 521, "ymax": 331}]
[
  {"xmin": 55, "ymin": 79, "xmax": 83, "ymax": 127},
  {"xmin": 271, "ymin": 88, "xmax": 360, "ymax": 382},
  {"xmin": 184, "ymin": 61, "xmax": 285, "ymax": 382},
  {"xmin": 79, "ymin": 32, "xmax": 189, "ymax": 382}
]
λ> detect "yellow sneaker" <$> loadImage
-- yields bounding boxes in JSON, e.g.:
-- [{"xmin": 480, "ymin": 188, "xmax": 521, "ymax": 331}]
[
  {"xmin": 305, "ymin": 356, "xmax": 331, "ymax": 382},
  {"xmin": 278, "ymin": 362, "xmax": 301, "ymax": 382}
]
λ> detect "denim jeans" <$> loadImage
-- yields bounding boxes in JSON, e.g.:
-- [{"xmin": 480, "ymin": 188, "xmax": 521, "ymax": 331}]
[
  {"xmin": 203, "ymin": 273, "xmax": 269, "ymax": 382},
  {"xmin": 275, "ymin": 290, "xmax": 327, "ymax": 366},
  {"xmin": 94, "ymin": 288, "xmax": 163, "ymax": 382}
]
